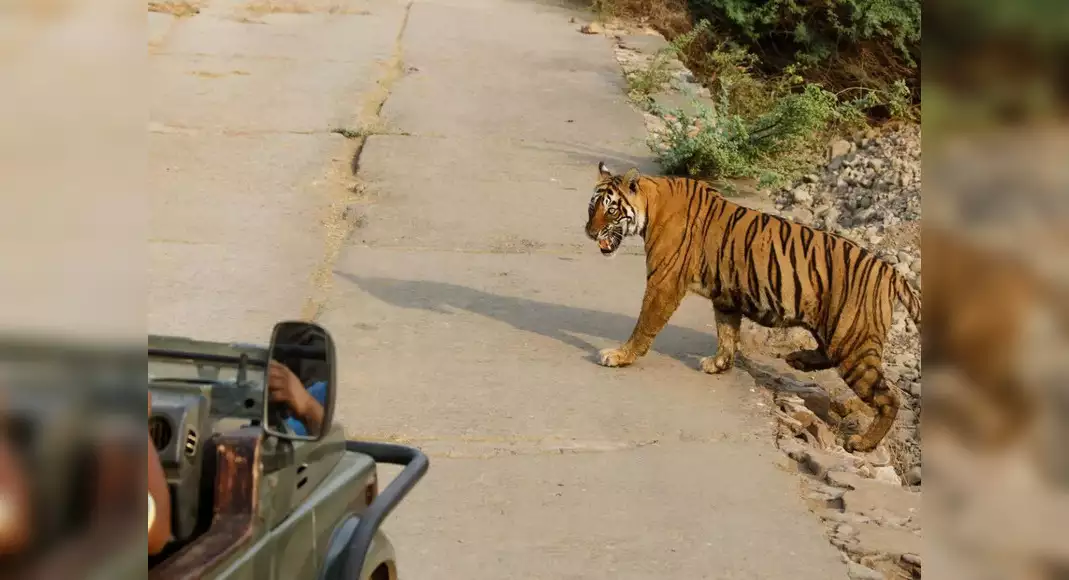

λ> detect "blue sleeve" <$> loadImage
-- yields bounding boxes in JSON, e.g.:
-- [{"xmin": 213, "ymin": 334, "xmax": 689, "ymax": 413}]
[
  {"xmin": 307, "ymin": 381, "xmax": 328, "ymax": 405},
  {"xmin": 284, "ymin": 415, "xmax": 308, "ymax": 437},
  {"xmin": 282, "ymin": 382, "xmax": 326, "ymax": 437}
]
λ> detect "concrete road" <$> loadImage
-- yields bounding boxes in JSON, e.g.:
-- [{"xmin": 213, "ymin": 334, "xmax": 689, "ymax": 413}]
[
  {"xmin": 150, "ymin": 0, "xmax": 849, "ymax": 577},
  {"xmin": 149, "ymin": 0, "xmax": 407, "ymax": 340}
]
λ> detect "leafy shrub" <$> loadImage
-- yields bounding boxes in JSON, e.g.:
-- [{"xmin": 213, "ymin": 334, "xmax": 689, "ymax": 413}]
[
  {"xmin": 687, "ymin": 0, "xmax": 920, "ymax": 65},
  {"xmin": 650, "ymin": 83, "xmax": 840, "ymax": 187},
  {"xmin": 625, "ymin": 20, "xmax": 712, "ymax": 100},
  {"xmin": 598, "ymin": 0, "xmax": 920, "ymax": 112}
]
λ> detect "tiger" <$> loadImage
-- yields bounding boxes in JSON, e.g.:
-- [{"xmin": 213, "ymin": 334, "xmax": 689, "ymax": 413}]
[{"xmin": 585, "ymin": 161, "xmax": 922, "ymax": 453}]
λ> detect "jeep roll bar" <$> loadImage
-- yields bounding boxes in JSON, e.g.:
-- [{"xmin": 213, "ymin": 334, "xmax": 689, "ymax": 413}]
[{"xmin": 320, "ymin": 441, "xmax": 430, "ymax": 580}]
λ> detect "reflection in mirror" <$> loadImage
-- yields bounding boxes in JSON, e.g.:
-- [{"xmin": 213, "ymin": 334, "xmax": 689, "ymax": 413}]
[{"xmin": 264, "ymin": 322, "xmax": 334, "ymax": 440}]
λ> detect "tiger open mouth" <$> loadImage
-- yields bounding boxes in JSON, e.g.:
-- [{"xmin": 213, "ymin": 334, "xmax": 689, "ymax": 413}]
[{"xmin": 597, "ymin": 230, "xmax": 622, "ymax": 256}]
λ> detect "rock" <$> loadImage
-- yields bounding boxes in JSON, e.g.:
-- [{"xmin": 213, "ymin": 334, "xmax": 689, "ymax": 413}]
[
  {"xmin": 867, "ymin": 158, "xmax": 885, "ymax": 172},
  {"xmin": 894, "ymin": 262, "xmax": 912, "ymax": 278},
  {"xmin": 791, "ymin": 186, "xmax": 813, "ymax": 205},
  {"xmin": 804, "ymin": 173, "xmax": 820, "ymax": 183},
  {"xmin": 856, "ymin": 446, "xmax": 892, "ymax": 467},
  {"xmin": 908, "ymin": 382, "xmax": 921, "ymax": 397},
  {"xmin": 827, "ymin": 470, "xmax": 861, "ymax": 489},
  {"xmin": 849, "ymin": 522, "xmax": 923, "ymax": 559},
  {"xmin": 777, "ymin": 411, "xmax": 805, "ymax": 435},
  {"xmin": 807, "ymin": 481, "xmax": 847, "ymax": 502},
  {"xmin": 650, "ymin": 92, "xmax": 716, "ymax": 117},
  {"xmin": 620, "ymin": 33, "xmax": 667, "ymax": 54},
  {"xmin": 777, "ymin": 437, "xmax": 808, "ymax": 461},
  {"xmin": 831, "ymin": 535, "xmax": 857, "ymax": 550},
  {"xmin": 905, "ymin": 466, "xmax": 921, "ymax": 485},
  {"xmin": 792, "ymin": 207, "xmax": 814, "ymax": 224},
  {"xmin": 901, "ymin": 553, "xmax": 921, "ymax": 567},
  {"xmin": 824, "ymin": 208, "xmax": 841, "ymax": 229},
  {"xmin": 897, "ymin": 409, "xmax": 916, "ymax": 427},
  {"xmin": 579, "ymin": 22, "xmax": 603, "ymax": 34},
  {"xmin": 832, "ymin": 471, "xmax": 921, "ymax": 523},
  {"xmin": 829, "ymin": 139, "xmax": 852, "ymax": 161},
  {"xmin": 836, "ymin": 523, "xmax": 858, "ymax": 538},
  {"xmin": 804, "ymin": 451, "xmax": 861, "ymax": 480},
  {"xmin": 847, "ymin": 561, "xmax": 884, "ymax": 580},
  {"xmin": 790, "ymin": 407, "xmax": 817, "ymax": 430},
  {"xmin": 806, "ymin": 419, "xmax": 838, "ymax": 449},
  {"xmin": 873, "ymin": 465, "xmax": 902, "ymax": 486},
  {"xmin": 821, "ymin": 510, "xmax": 872, "ymax": 525},
  {"xmin": 896, "ymin": 250, "xmax": 912, "ymax": 264},
  {"xmin": 910, "ymin": 259, "xmax": 921, "ymax": 273}
]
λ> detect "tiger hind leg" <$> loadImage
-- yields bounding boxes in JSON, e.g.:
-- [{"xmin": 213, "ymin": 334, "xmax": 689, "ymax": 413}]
[
  {"xmin": 700, "ymin": 308, "xmax": 741, "ymax": 374},
  {"xmin": 838, "ymin": 347, "xmax": 900, "ymax": 453},
  {"xmin": 784, "ymin": 348, "xmax": 836, "ymax": 372}
]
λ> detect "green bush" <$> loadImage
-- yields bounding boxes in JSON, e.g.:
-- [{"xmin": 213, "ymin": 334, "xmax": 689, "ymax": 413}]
[
  {"xmin": 626, "ymin": 20, "xmax": 712, "ymax": 100},
  {"xmin": 649, "ymin": 83, "xmax": 840, "ymax": 187},
  {"xmin": 686, "ymin": 0, "xmax": 920, "ymax": 97}
]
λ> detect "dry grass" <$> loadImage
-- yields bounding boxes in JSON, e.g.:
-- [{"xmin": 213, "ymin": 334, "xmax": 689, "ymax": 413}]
[
  {"xmin": 149, "ymin": 0, "xmax": 201, "ymax": 17},
  {"xmin": 148, "ymin": 0, "xmax": 203, "ymax": 17},
  {"xmin": 241, "ymin": 0, "xmax": 369, "ymax": 15},
  {"xmin": 592, "ymin": 0, "xmax": 691, "ymax": 37}
]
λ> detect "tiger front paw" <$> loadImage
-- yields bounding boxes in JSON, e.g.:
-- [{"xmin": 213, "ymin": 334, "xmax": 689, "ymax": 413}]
[
  {"xmin": 699, "ymin": 352, "xmax": 734, "ymax": 374},
  {"xmin": 598, "ymin": 347, "xmax": 635, "ymax": 368}
]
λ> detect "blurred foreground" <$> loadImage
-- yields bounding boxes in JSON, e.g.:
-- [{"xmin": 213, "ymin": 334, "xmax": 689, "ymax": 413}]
[
  {"xmin": 924, "ymin": 0, "xmax": 1069, "ymax": 577},
  {"xmin": 1, "ymin": 0, "xmax": 145, "ymax": 577}
]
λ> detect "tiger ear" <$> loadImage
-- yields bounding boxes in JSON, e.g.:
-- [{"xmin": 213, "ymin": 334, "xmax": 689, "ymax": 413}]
[
  {"xmin": 622, "ymin": 168, "xmax": 640, "ymax": 193},
  {"xmin": 598, "ymin": 161, "xmax": 612, "ymax": 178}
]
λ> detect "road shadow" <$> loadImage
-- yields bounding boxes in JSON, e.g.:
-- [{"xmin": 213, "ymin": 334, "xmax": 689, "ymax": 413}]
[{"xmin": 333, "ymin": 271, "xmax": 717, "ymax": 367}]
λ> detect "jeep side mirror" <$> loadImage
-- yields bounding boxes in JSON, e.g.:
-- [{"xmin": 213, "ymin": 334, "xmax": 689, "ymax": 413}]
[{"xmin": 263, "ymin": 321, "xmax": 337, "ymax": 441}]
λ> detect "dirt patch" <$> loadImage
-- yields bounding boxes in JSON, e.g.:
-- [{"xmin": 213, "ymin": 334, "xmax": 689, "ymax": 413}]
[
  {"xmin": 148, "ymin": 0, "xmax": 203, "ymax": 17},
  {"xmin": 241, "ymin": 0, "xmax": 370, "ymax": 15}
]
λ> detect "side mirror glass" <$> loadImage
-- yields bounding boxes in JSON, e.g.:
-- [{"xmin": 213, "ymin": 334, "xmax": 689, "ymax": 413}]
[{"xmin": 263, "ymin": 321, "xmax": 336, "ymax": 441}]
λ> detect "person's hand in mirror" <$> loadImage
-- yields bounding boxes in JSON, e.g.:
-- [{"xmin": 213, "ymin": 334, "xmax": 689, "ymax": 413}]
[{"xmin": 267, "ymin": 360, "xmax": 325, "ymax": 436}]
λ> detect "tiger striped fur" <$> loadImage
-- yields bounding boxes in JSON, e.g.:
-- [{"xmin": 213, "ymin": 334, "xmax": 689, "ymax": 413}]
[{"xmin": 585, "ymin": 162, "xmax": 922, "ymax": 453}]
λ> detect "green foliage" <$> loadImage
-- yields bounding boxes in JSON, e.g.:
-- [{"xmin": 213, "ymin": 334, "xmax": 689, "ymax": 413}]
[
  {"xmin": 626, "ymin": 20, "xmax": 712, "ymax": 100},
  {"xmin": 687, "ymin": 0, "xmax": 921, "ymax": 67},
  {"xmin": 644, "ymin": 29, "xmax": 916, "ymax": 185},
  {"xmin": 649, "ymin": 82, "xmax": 840, "ymax": 187},
  {"xmin": 607, "ymin": 0, "xmax": 921, "ymax": 186}
]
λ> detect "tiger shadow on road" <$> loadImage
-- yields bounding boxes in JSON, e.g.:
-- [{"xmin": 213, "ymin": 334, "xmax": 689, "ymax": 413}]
[{"xmin": 333, "ymin": 271, "xmax": 717, "ymax": 368}]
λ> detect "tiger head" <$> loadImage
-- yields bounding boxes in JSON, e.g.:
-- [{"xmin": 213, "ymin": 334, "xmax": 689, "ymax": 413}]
[{"xmin": 585, "ymin": 161, "xmax": 647, "ymax": 257}]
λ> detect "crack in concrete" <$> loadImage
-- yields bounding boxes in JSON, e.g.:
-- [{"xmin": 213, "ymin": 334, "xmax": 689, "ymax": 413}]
[
  {"xmin": 299, "ymin": 0, "xmax": 414, "ymax": 322},
  {"xmin": 148, "ymin": 122, "xmax": 343, "ymax": 136},
  {"xmin": 344, "ymin": 243, "xmax": 647, "ymax": 256}
]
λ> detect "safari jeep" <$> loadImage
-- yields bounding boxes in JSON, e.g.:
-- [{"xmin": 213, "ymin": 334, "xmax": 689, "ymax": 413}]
[{"xmin": 147, "ymin": 321, "xmax": 428, "ymax": 580}]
